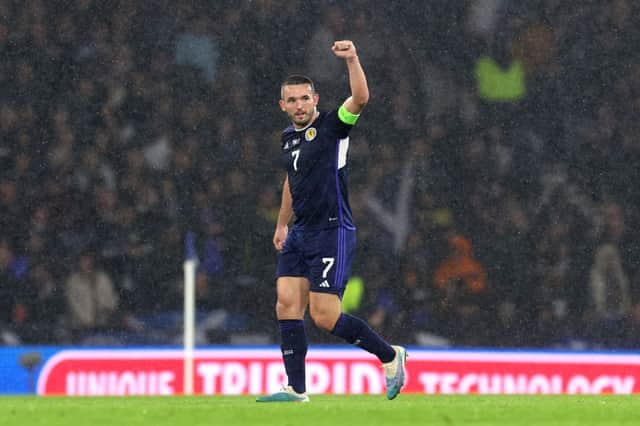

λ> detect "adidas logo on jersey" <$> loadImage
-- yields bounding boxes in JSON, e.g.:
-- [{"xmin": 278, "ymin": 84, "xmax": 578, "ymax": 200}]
[
  {"xmin": 284, "ymin": 138, "xmax": 300, "ymax": 151},
  {"xmin": 319, "ymin": 280, "xmax": 330, "ymax": 288}
]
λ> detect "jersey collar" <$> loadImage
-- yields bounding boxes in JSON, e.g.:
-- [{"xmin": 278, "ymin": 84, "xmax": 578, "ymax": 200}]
[{"xmin": 292, "ymin": 110, "xmax": 320, "ymax": 131}]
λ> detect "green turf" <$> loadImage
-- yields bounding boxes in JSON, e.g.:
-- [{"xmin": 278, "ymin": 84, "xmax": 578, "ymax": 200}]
[{"xmin": 0, "ymin": 395, "xmax": 638, "ymax": 426}]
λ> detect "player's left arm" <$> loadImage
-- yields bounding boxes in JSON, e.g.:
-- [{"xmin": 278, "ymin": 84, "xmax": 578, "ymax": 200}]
[{"xmin": 332, "ymin": 40, "xmax": 369, "ymax": 119}]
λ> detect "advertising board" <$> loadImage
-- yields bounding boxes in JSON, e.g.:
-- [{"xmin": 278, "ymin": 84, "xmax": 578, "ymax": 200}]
[{"xmin": 28, "ymin": 348, "xmax": 640, "ymax": 396}]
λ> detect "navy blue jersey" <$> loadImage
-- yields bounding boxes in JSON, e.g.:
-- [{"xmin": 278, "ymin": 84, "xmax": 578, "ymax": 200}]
[{"xmin": 280, "ymin": 110, "xmax": 355, "ymax": 230}]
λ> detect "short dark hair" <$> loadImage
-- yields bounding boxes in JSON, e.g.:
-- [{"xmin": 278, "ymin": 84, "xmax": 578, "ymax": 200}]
[{"xmin": 281, "ymin": 74, "xmax": 316, "ymax": 96}]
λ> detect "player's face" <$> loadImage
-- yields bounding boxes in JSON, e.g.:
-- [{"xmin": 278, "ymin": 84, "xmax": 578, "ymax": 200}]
[{"xmin": 279, "ymin": 84, "xmax": 319, "ymax": 128}]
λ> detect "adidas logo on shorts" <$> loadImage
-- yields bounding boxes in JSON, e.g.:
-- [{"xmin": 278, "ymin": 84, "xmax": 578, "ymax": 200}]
[{"xmin": 319, "ymin": 280, "xmax": 330, "ymax": 288}]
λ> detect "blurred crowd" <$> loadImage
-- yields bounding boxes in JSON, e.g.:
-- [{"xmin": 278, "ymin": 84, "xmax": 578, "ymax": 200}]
[{"xmin": 1, "ymin": 0, "xmax": 639, "ymax": 349}]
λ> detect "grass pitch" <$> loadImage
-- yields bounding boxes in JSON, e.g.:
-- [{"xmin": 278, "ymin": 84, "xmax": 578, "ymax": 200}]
[{"xmin": 0, "ymin": 395, "xmax": 638, "ymax": 426}]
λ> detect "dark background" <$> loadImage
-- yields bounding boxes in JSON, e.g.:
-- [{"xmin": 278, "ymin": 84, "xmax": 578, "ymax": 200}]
[{"xmin": 1, "ymin": 0, "xmax": 639, "ymax": 350}]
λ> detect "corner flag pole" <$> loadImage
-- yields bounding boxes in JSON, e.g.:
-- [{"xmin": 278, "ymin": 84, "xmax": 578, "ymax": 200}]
[{"xmin": 183, "ymin": 231, "xmax": 197, "ymax": 395}]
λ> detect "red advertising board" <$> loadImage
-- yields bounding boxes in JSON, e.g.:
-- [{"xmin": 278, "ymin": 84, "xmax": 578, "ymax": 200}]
[{"xmin": 37, "ymin": 349, "xmax": 640, "ymax": 396}]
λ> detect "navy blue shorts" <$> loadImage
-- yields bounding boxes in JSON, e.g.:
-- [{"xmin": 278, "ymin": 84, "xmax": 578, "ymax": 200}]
[{"xmin": 276, "ymin": 226, "xmax": 356, "ymax": 297}]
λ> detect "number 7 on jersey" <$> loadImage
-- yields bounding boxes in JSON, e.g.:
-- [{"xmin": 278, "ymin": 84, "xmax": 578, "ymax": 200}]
[{"xmin": 292, "ymin": 149, "xmax": 300, "ymax": 171}]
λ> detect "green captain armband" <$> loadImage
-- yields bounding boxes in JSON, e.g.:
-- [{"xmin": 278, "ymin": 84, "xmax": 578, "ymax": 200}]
[{"xmin": 338, "ymin": 104, "xmax": 360, "ymax": 125}]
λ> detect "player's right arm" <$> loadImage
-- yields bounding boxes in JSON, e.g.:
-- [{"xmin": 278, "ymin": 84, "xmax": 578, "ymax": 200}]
[
  {"xmin": 332, "ymin": 40, "xmax": 369, "ymax": 117},
  {"xmin": 273, "ymin": 175, "xmax": 293, "ymax": 251}
]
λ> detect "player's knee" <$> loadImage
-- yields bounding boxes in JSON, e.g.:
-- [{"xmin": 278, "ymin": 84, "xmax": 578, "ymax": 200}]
[
  {"xmin": 275, "ymin": 300, "xmax": 291, "ymax": 318},
  {"xmin": 310, "ymin": 309, "xmax": 338, "ymax": 332},
  {"xmin": 276, "ymin": 299, "xmax": 301, "ymax": 319}
]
